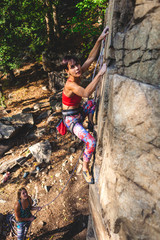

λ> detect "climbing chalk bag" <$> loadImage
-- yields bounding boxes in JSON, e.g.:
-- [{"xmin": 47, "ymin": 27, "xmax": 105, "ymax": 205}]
[{"xmin": 56, "ymin": 119, "xmax": 67, "ymax": 135}]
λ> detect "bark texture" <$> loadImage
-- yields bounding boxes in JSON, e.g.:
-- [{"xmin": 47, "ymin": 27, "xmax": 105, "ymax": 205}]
[{"xmin": 89, "ymin": 1, "xmax": 160, "ymax": 239}]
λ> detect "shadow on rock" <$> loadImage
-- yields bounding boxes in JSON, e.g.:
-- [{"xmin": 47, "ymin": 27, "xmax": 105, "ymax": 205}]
[{"xmin": 33, "ymin": 214, "xmax": 88, "ymax": 240}]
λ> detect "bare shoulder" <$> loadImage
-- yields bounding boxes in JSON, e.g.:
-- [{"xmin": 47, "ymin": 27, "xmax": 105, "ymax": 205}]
[
  {"xmin": 14, "ymin": 201, "xmax": 20, "ymax": 211},
  {"xmin": 63, "ymin": 81, "xmax": 71, "ymax": 93},
  {"xmin": 66, "ymin": 80, "xmax": 79, "ymax": 91}
]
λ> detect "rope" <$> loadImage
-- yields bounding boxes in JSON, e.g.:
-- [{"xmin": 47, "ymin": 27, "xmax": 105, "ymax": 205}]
[
  {"xmin": 9, "ymin": 214, "xmax": 17, "ymax": 236},
  {"xmin": 9, "ymin": 144, "xmax": 85, "ymax": 237},
  {"xmin": 93, "ymin": 38, "xmax": 106, "ymax": 102},
  {"xmin": 91, "ymin": 39, "xmax": 105, "ymax": 82},
  {"xmin": 9, "ymin": 35, "xmax": 106, "ymax": 238},
  {"xmin": 9, "ymin": 213, "xmax": 32, "ymax": 238},
  {"xmin": 34, "ymin": 144, "xmax": 85, "ymax": 215}
]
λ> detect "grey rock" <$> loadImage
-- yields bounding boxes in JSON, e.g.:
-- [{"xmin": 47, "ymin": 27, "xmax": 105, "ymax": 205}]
[
  {"xmin": 42, "ymin": 86, "xmax": 48, "ymax": 91},
  {"xmin": 44, "ymin": 185, "xmax": 51, "ymax": 192},
  {"xmin": 38, "ymin": 220, "xmax": 46, "ymax": 228},
  {"xmin": 0, "ymin": 123, "xmax": 15, "ymax": 139},
  {"xmin": 70, "ymin": 147, "xmax": 76, "ymax": 153},
  {"xmin": 33, "ymin": 103, "xmax": 41, "ymax": 111},
  {"xmin": 35, "ymin": 127, "xmax": 46, "ymax": 137},
  {"xmin": 22, "ymin": 107, "xmax": 33, "ymax": 113},
  {"xmin": 36, "ymin": 110, "xmax": 51, "ymax": 121},
  {"xmin": 29, "ymin": 140, "xmax": 52, "ymax": 163},
  {"xmin": 11, "ymin": 113, "xmax": 34, "ymax": 125},
  {"xmin": 0, "ymin": 113, "xmax": 34, "ymax": 141}
]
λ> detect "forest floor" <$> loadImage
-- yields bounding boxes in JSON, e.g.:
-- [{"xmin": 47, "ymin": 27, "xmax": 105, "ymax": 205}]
[{"xmin": 0, "ymin": 62, "xmax": 92, "ymax": 240}]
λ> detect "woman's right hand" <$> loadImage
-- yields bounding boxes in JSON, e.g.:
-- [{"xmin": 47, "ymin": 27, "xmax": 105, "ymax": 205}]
[
  {"xmin": 28, "ymin": 216, "xmax": 35, "ymax": 222},
  {"xmin": 98, "ymin": 63, "xmax": 107, "ymax": 76}
]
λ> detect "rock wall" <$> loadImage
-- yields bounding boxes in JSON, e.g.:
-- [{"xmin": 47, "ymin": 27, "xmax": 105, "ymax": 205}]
[{"xmin": 89, "ymin": 1, "xmax": 160, "ymax": 239}]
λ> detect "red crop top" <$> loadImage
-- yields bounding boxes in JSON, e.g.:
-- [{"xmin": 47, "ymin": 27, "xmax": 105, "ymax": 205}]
[{"xmin": 62, "ymin": 92, "xmax": 82, "ymax": 106}]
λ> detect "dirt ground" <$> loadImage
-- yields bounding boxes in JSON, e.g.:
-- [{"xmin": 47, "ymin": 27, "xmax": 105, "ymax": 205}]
[{"xmin": 0, "ymin": 63, "xmax": 92, "ymax": 240}]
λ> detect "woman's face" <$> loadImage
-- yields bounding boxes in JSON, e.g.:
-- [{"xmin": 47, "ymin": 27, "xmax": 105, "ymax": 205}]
[
  {"xmin": 20, "ymin": 189, "xmax": 28, "ymax": 200},
  {"xmin": 66, "ymin": 59, "xmax": 82, "ymax": 78}
]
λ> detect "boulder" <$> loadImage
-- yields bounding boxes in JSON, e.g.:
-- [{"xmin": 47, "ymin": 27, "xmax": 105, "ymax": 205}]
[
  {"xmin": 0, "ymin": 113, "xmax": 34, "ymax": 140},
  {"xmin": 29, "ymin": 140, "xmax": 52, "ymax": 163},
  {"xmin": 0, "ymin": 123, "xmax": 15, "ymax": 139}
]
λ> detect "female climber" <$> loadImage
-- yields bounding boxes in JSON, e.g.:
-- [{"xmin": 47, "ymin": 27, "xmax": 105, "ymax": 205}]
[
  {"xmin": 14, "ymin": 187, "xmax": 41, "ymax": 240},
  {"xmin": 61, "ymin": 26, "xmax": 109, "ymax": 184}
]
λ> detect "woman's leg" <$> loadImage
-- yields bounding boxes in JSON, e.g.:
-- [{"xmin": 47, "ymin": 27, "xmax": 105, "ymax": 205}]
[
  {"xmin": 17, "ymin": 222, "xmax": 25, "ymax": 240},
  {"xmin": 23, "ymin": 221, "xmax": 31, "ymax": 240},
  {"xmin": 65, "ymin": 115, "xmax": 96, "ymax": 159},
  {"xmin": 73, "ymin": 123, "xmax": 95, "ymax": 183},
  {"xmin": 64, "ymin": 112, "xmax": 96, "ymax": 183},
  {"xmin": 81, "ymin": 99, "xmax": 96, "ymax": 131},
  {"xmin": 64, "ymin": 116, "xmax": 96, "ymax": 164},
  {"xmin": 73, "ymin": 123, "xmax": 96, "ymax": 168},
  {"xmin": 81, "ymin": 99, "xmax": 96, "ymax": 118}
]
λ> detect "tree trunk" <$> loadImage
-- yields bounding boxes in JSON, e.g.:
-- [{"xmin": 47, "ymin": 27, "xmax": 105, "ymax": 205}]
[
  {"xmin": 44, "ymin": 0, "xmax": 54, "ymax": 46},
  {"xmin": 52, "ymin": 3, "xmax": 60, "ymax": 39},
  {"xmin": 0, "ymin": 83, "xmax": 6, "ymax": 108},
  {"xmin": 5, "ymin": 65, "xmax": 16, "ymax": 82}
]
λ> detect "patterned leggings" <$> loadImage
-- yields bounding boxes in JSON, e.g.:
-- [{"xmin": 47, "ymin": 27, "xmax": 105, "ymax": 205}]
[
  {"xmin": 17, "ymin": 221, "xmax": 31, "ymax": 240},
  {"xmin": 64, "ymin": 99, "xmax": 96, "ymax": 162}
]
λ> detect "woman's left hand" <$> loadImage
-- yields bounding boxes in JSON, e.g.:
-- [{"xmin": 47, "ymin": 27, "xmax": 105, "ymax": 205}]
[
  {"xmin": 98, "ymin": 26, "xmax": 109, "ymax": 41},
  {"xmin": 37, "ymin": 206, "xmax": 42, "ymax": 211}
]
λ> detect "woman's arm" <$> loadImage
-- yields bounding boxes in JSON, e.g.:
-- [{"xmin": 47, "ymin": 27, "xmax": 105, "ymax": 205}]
[
  {"xmin": 68, "ymin": 63, "xmax": 106, "ymax": 98},
  {"xmin": 28, "ymin": 196, "xmax": 42, "ymax": 211},
  {"xmin": 31, "ymin": 206, "xmax": 42, "ymax": 211},
  {"xmin": 81, "ymin": 26, "xmax": 109, "ymax": 73}
]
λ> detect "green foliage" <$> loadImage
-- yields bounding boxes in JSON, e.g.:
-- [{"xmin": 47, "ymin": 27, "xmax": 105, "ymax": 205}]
[
  {"xmin": 67, "ymin": 0, "xmax": 108, "ymax": 57},
  {"xmin": 0, "ymin": 94, "xmax": 6, "ymax": 108},
  {"xmin": 0, "ymin": 0, "xmax": 108, "ymax": 77},
  {"xmin": 0, "ymin": 0, "xmax": 46, "ymax": 73}
]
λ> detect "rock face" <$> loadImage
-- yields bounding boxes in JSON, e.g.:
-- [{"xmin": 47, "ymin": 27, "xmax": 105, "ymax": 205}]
[
  {"xmin": 108, "ymin": 0, "xmax": 160, "ymax": 86},
  {"xmin": 89, "ymin": 1, "xmax": 160, "ymax": 240}
]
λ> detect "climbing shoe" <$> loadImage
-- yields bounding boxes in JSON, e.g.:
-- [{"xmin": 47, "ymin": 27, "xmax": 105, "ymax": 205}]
[
  {"xmin": 83, "ymin": 170, "xmax": 94, "ymax": 184},
  {"xmin": 88, "ymin": 121, "xmax": 94, "ymax": 132}
]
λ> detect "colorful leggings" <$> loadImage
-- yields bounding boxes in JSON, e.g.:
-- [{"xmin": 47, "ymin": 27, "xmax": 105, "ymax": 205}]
[
  {"xmin": 64, "ymin": 99, "xmax": 96, "ymax": 162},
  {"xmin": 17, "ymin": 221, "xmax": 31, "ymax": 240}
]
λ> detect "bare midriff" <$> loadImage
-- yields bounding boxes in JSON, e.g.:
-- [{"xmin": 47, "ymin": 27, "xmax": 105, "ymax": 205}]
[{"xmin": 62, "ymin": 103, "xmax": 80, "ymax": 110}]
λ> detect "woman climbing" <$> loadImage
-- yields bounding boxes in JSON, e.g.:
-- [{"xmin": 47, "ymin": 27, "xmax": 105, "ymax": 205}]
[
  {"xmin": 14, "ymin": 187, "xmax": 41, "ymax": 240},
  {"xmin": 61, "ymin": 26, "xmax": 109, "ymax": 184}
]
